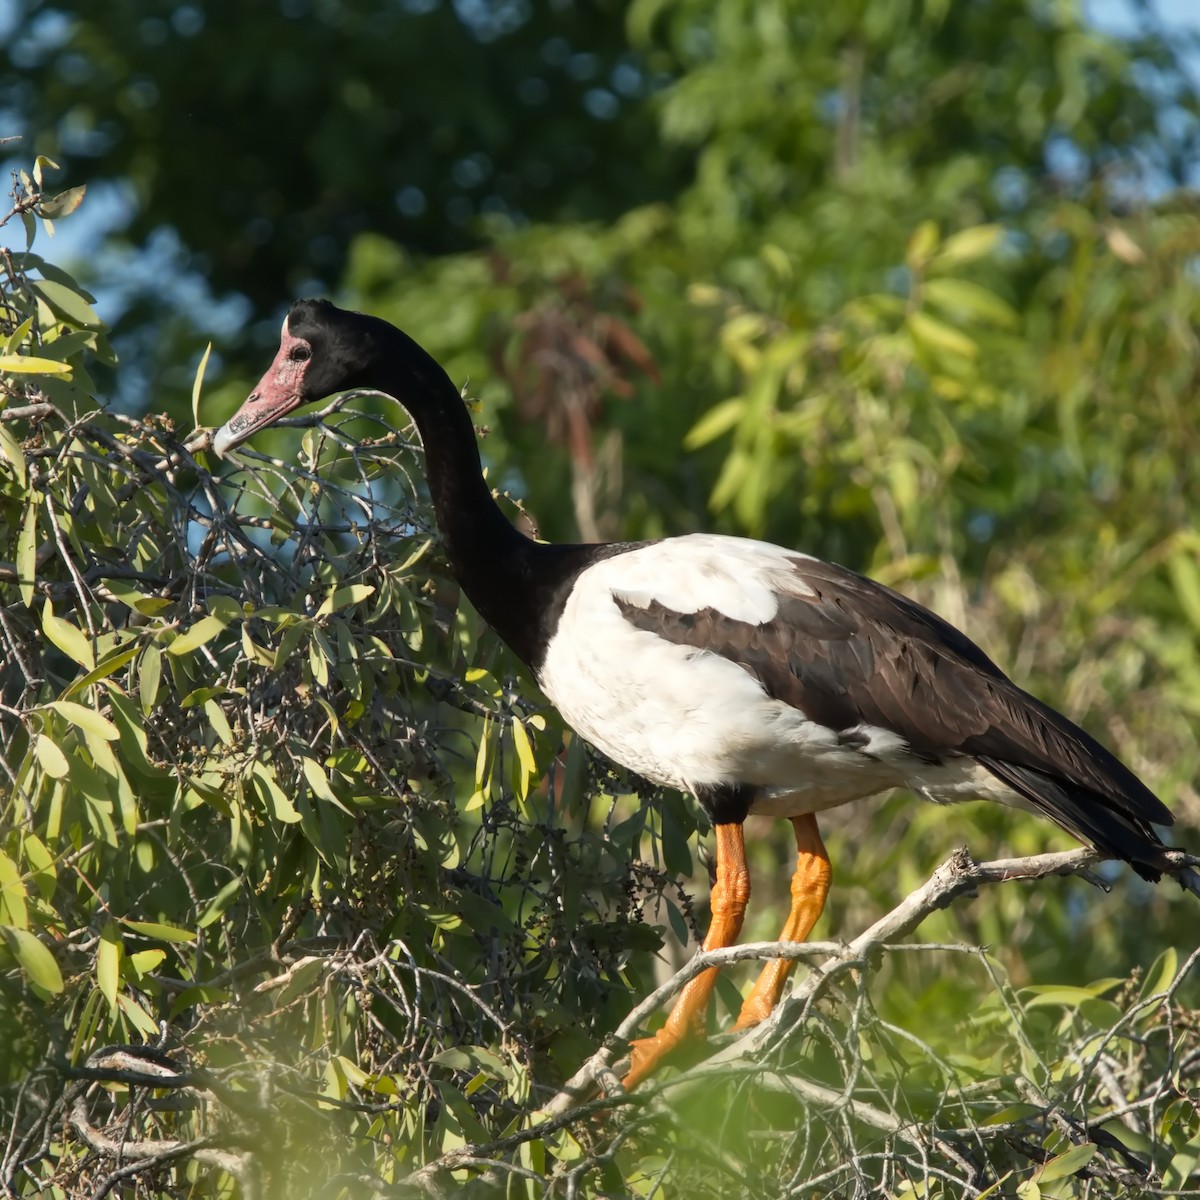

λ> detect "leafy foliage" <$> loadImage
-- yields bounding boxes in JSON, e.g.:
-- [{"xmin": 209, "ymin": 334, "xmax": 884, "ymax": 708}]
[
  {"xmin": 3, "ymin": 1, "xmax": 1200, "ymax": 1195},
  {"xmin": 0, "ymin": 0, "xmax": 687, "ymax": 304},
  {"xmin": 0, "ymin": 170, "xmax": 677, "ymax": 1196}
]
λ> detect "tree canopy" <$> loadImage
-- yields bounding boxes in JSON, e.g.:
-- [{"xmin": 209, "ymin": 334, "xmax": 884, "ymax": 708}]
[{"xmin": 2, "ymin": 2, "xmax": 1199, "ymax": 1197}]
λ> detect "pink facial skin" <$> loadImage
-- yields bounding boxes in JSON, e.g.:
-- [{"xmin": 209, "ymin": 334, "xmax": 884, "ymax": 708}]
[{"xmin": 212, "ymin": 318, "xmax": 311, "ymax": 457}]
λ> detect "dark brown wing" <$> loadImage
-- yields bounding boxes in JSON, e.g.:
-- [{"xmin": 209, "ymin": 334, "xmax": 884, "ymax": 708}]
[{"xmin": 616, "ymin": 555, "xmax": 1174, "ymax": 880}]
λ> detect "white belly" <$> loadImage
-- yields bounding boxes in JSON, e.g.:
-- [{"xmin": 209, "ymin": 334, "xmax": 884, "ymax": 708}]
[
  {"xmin": 538, "ymin": 587, "xmax": 908, "ymax": 815},
  {"xmin": 543, "ymin": 636, "xmax": 901, "ymax": 806},
  {"xmin": 537, "ymin": 539, "xmax": 1026, "ymax": 819}
]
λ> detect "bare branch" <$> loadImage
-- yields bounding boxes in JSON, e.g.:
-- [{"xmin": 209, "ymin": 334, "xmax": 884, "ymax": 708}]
[{"xmin": 543, "ymin": 845, "xmax": 1163, "ymax": 1116}]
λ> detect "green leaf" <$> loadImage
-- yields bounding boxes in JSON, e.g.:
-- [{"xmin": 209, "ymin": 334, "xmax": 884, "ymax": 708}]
[
  {"xmin": 709, "ymin": 445, "xmax": 751, "ymax": 513},
  {"xmin": 315, "ymin": 695, "xmax": 340, "ymax": 739},
  {"xmin": 333, "ymin": 1054, "xmax": 371, "ymax": 1090},
  {"xmin": 760, "ymin": 242, "xmax": 792, "ymax": 281},
  {"xmin": 197, "ymin": 876, "xmax": 243, "ymax": 929},
  {"xmin": 97, "ymin": 922, "xmax": 122, "ymax": 1009},
  {"xmin": 63, "ymin": 644, "xmax": 140, "ymax": 698},
  {"xmin": 167, "ymin": 614, "xmax": 228, "ymax": 656},
  {"xmin": 32, "ymin": 155, "xmax": 60, "ymax": 185},
  {"xmin": 45, "ymin": 700, "xmax": 119, "ymax": 741},
  {"xmin": 17, "ymin": 493, "xmax": 38, "ymax": 606},
  {"xmin": 0, "ymin": 353, "xmax": 73, "ymax": 376},
  {"xmin": 302, "ymin": 755, "xmax": 335, "ymax": 800},
  {"xmin": 329, "ymin": 1055, "xmax": 400, "ymax": 1096},
  {"xmin": 37, "ymin": 184, "xmax": 86, "ymax": 220},
  {"xmin": 302, "ymin": 756, "xmax": 352, "ymax": 812},
  {"xmin": 324, "ymin": 1056, "xmax": 349, "ymax": 1101},
  {"xmin": 1023, "ymin": 982, "xmax": 1121, "ymax": 1008},
  {"xmin": 35, "ymin": 733, "xmax": 70, "ymax": 778},
  {"xmin": 138, "ymin": 644, "xmax": 163, "ymax": 714},
  {"xmin": 22, "ymin": 834, "xmax": 57, "ymax": 900},
  {"xmin": 429, "ymin": 1045, "xmax": 510, "ymax": 1077},
  {"xmin": 273, "ymin": 620, "xmax": 311, "ymax": 671},
  {"xmin": 660, "ymin": 796, "xmax": 693, "ymax": 877},
  {"xmin": 906, "ymin": 219, "xmax": 940, "ymax": 268},
  {"xmin": 252, "ymin": 763, "xmax": 303, "ymax": 824},
  {"xmin": 932, "ymin": 224, "xmax": 1004, "ymax": 267},
  {"xmin": 474, "ymin": 715, "xmax": 492, "ymax": 791},
  {"xmin": 4, "ymin": 314, "xmax": 35, "ymax": 354},
  {"xmin": 972, "ymin": 1172, "xmax": 1014, "ymax": 1199},
  {"xmin": 316, "ymin": 583, "xmax": 376, "ymax": 617},
  {"xmin": 120, "ymin": 919, "xmax": 197, "ymax": 944},
  {"xmin": 1036, "ymin": 1143, "xmax": 1097, "ymax": 1183},
  {"xmin": 923, "ymin": 277, "xmax": 1018, "ymax": 328},
  {"xmin": 117, "ymin": 993, "xmax": 160, "ymax": 1038},
  {"xmin": 1141, "ymin": 946, "xmax": 1179, "ymax": 1000},
  {"xmin": 41, "ymin": 600, "xmax": 95, "ymax": 669},
  {"xmin": 1163, "ymin": 1127, "xmax": 1200, "ymax": 1191},
  {"xmin": 204, "ymin": 698, "xmax": 233, "ymax": 746},
  {"xmin": 100, "ymin": 579, "xmax": 173, "ymax": 617},
  {"xmin": 2, "ymin": 925, "xmax": 64, "ymax": 994},
  {"xmin": 627, "ymin": 0, "xmax": 675, "ymax": 45},
  {"xmin": 434, "ymin": 1082, "xmax": 491, "ymax": 1142},
  {"xmin": 684, "ymin": 397, "xmax": 746, "ymax": 449},
  {"xmin": 241, "ymin": 624, "xmax": 274, "ymax": 668},
  {"xmin": 191, "ymin": 341, "xmax": 211, "ymax": 430},
  {"xmin": 106, "ymin": 691, "xmax": 167, "ymax": 781},
  {"xmin": 393, "ymin": 537, "xmax": 433, "ymax": 573},
  {"xmin": 31, "ymin": 279, "xmax": 104, "ymax": 329},
  {"xmin": 0, "ymin": 852, "xmax": 29, "ymax": 927},
  {"xmin": 113, "ymin": 759, "xmax": 138, "ymax": 834},
  {"xmin": 84, "ymin": 726, "xmax": 118, "ymax": 776},
  {"xmin": 306, "ymin": 633, "xmax": 327, "ymax": 688},
  {"xmin": 666, "ymin": 899, "xmax": 689, "ymax": 944},
  {"xmin": 276, "ymin": 958, "xmax": 324, "ymax": 1007},
  {"xmin": 511, "ymin": 717, "xmax": 537, "ymax": 779},
  {"xmin": 128, "ymin": 948, "xmax": 166, "ymax": 978},
  {"xmin": 0, "ymin": 422, "xmax": 26, "ymax": 486},
  {"xmin": 908, "ymin": 311, "xmax": 979, "ymax": 360}
]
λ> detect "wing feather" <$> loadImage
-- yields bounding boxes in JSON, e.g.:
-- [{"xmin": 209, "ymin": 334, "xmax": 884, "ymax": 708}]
[{"xmin": 615, "ymin": 548, "xmax": 1174, "ymax": 877}]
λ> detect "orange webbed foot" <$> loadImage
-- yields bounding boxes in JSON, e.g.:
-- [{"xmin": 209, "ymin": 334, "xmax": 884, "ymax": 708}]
[{"xmin": 622, "ymin": 1028, "xmax": 691, "ymax": 1090}]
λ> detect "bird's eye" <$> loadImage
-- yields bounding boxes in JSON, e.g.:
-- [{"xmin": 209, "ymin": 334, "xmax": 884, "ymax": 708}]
[{"xmin": 289, "ymin": 344, "xmax": 311, "ymax": 363}]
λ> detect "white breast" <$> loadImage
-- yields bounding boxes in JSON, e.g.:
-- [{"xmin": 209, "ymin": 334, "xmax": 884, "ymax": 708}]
[{"xmin": 537, "ymin": 535, "xmax": 912, "ymax": 813}]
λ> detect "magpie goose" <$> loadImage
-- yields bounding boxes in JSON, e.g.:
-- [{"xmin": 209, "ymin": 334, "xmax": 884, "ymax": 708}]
[{"xmin": 214, "ymin": 299, "xmax": 1196, "ymax": 1088}]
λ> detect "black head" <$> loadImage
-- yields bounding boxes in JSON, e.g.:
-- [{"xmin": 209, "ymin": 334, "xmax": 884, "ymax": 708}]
[{"xmin": 213, "ymin": 298, "xmax": 395, "ymax": 456}]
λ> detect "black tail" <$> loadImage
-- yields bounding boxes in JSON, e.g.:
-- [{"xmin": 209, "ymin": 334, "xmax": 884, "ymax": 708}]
[{"xmin": 978, "ymin": 756, "xmax": 1173, "ymax": 883}]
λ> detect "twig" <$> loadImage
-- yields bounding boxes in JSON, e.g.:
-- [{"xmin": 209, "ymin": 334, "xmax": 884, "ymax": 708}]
[
  {"xmin": 401, "ymin": 1092, "xmax": 641, "ymax": 1194},
  {"xmin": 69, "ymin": 1093, "xmax": 208, "ymax": 1166},
  {"xmin": 542, "ymin": 845, "xmax": 1133, "ymax": 1116}
]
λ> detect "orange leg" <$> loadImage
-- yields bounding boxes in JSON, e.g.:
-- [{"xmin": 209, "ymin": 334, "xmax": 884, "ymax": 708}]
[
  {"xmin": 732, "ymin": 813, "xmax": 831, "ymax": 1030},
  {"xmin": 622, "ymin": 823, "xmax": 750, "ymax": 1089}
]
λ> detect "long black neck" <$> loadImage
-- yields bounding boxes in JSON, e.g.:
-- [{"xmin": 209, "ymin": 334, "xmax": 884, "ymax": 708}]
[{"xmin": 372, "ymin": 330, "xmax": 598, "ymax": 673}]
